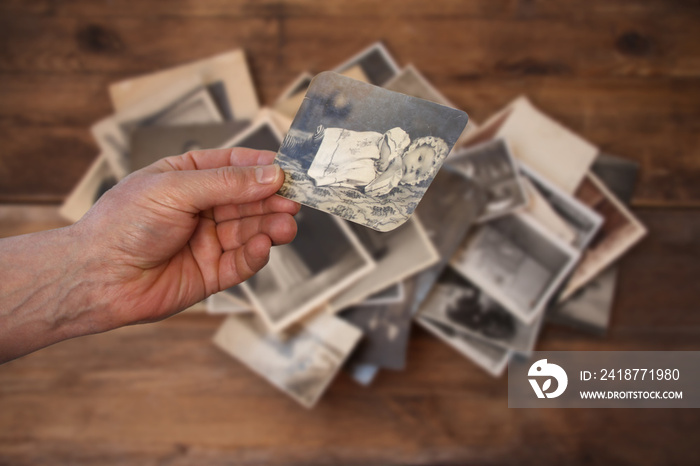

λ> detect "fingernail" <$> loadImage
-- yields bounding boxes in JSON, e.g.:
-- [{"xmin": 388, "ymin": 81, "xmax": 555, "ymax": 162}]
[{"xmin": 255, "ymin": 165, "xmax": 280, "ymax": 184}]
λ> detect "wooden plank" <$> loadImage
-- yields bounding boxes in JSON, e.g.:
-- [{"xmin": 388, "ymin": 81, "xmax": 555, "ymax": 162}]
[
  {"xmin": 2, "ymin": 0, "xmax": 699, "ymax": 21},
  {"xmin": 0, "ymin": 208, "xmax": 698, "ymax": 465},
  {"xmin": 1, "ymin": 15, "xmax": 699, "ymax": 78}
]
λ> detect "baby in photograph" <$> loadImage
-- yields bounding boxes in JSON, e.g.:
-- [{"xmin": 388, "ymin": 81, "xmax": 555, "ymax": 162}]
[{"xmin": 306, "ymin": 125, "xmax": 448, "ymax": 196}]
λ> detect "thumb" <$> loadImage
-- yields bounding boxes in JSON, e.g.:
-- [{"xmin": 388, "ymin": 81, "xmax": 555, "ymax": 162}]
[{"xmin": 159, "ymin": 164, "xmax": 284, "ymax": 212}]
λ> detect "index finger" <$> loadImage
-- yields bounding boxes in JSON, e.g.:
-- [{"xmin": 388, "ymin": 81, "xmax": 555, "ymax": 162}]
[{"xmin": 145, "ymin": 147, "xmax": 277, "ymax": 173}]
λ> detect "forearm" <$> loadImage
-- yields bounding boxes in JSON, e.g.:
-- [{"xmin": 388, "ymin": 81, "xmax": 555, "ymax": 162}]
[{"xmin": 0, "ymin": 225, "xmax": 108, "ymax": 363}]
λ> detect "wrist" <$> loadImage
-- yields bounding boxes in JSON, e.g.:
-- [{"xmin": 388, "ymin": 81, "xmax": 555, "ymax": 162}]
[{"xmin": 0, "ymin": 224, "xmax": 107, "ymax": 362}]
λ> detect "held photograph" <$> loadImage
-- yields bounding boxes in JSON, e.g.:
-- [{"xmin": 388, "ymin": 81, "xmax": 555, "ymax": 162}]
[{"xmin": 276, "ymin": 71, "xmax": 468, "ymax": 231}]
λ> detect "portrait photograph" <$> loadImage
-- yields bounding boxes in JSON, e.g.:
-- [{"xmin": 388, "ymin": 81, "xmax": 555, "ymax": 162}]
[{"xmin": 276, "ymin": 71, "xmax": 468, "ymax": 231}]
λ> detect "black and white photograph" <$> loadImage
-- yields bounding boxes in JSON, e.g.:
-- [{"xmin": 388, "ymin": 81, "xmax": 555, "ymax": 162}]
[
  {"xmin": 274, "ymin": 67, "xmax": 369, "ymax": 121},
  {"xmin": 129, "ymin": 121, "xmax": 250, "ymax": 171},
  {"xmin": 357, "ymin": 282, "xmax": 405, "ymax": 307},
  {"xmin": 383, "ymin": 65, "xmax": 478, "ymax": 148},
  {"xmin": 418, "ymin": 267, "xmax": 544, "ymax": 354},
  {"xmin": 213, "ymin": 313, "xmax": 362, "ymax": 408},
  {"xmin": 328, "ymin": 215, "xmax": 439, "ymax": 313},
  {"xmin": 219, "ymin": 110, "xmax": 286, "ymax": 153},
  {"xmin": 276, "ymin": 71, "xmax": 468, "ymax": 231},
  {"xmin": 241, "ymin": 205, "xmax": 375, "ymax": 332},
  {"xmin": 408, "ymin": 166, "xmax": 486, "ymax": 312},
  {"xmin": 417, "ymin": 314, "xmax": 512, "ymax": 377},
  {"xmin": 448, "ymin": 139, "xmax": 528, "ymax": 222},
  {"xmin": 333, "ymin": 41, "xmax": 401, "ymax": 86},
  {"xmin": 341, "ymin": 279, "xmax": 418, "ymax": 370},
  {"xmin": 58, "ymin": 154, "xmax": 119, "ymax": 223},
  {"xmin": 549, "ymin": 266, "xmax": 618, "ymax": 334},
  {"xmin": 92, "ymin": 77, "xmax": 225, "ymax": 179},
  {"xmin": 451, "ymin": 211, "xmax": 580, "ymax": 324},
  {"xmin": 520, "ymin": 163, "xmax": 603, "ymax": 251},
  {"xmin": 109, "ymin": 49, "xmax": 259, "ymax": 123}
]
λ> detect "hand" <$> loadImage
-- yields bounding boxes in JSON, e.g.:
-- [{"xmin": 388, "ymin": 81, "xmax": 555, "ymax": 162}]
[
  {"xmin": 77, "ymin": 148, "xmax": 299, "ymax": 328},
  {"xmin": 0, "ymin": 148, "xmax": 299, "ymax": 362}
]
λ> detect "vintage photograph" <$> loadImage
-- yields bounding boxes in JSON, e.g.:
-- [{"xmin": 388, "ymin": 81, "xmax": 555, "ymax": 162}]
[
  {"xmin": 357, "ymin": 282, "xmax": 405, "ymax": 307},
  {"xmin": 333, "ymin": 41, "xmax": 401, "ymax": 86},
  {"xmin": 591, "ymin": 152, "xmax": 640, "ymax": 206},
  {"xmin": 241, "ymin": 205, "xmax": 375, "ymax": 332},
  {"xmin": 561, "ymin": 172, "xmax": 647, "ymax": 299},
  {"xmin": 109, "ymin": 49, "xmax": 259, "ymax": 122},
  {"xmin": 408, "ymin": 166, "xmax": 486, "ymax": 312},
  {"xmin": 451, "ymin": 211, "xmax": 581, "ymax": 324},
  {"xmin": 276, "ymin": 71, "xmax": 468, "ymax": 231},
  {"xmin": 520, "ymin": 163, "xmax": 603, "ymax": 251},
  {"xmin": 342, "ymin": 278, "xmax": 417, "ymax": 370},
  {"xmin": 328, "ymin": 215, "xmax": 439, "ymax": 313},
  {"xmin": 383, "ymin": 65, "xmax": 479, "ymax": 143},
  {"xmin": 213, "ymin": 313, "xmax": 362, "ymax": 408},
  {"xmin": 549, "ymin": 266, "xmax": 618, "ymax": 334},
  {"xmin": 418, "ymin": 267, "xmax": 544, "ymax": 354},
  {"xmin": 458, "ymin": 96, "xmax": 598, "ymax": 194},
  {"xmin": 417, "ymin": 314, "xmax": 511, "ymax": 377},
  {"xmin": 274, "ymin": 67, "xmax": 369, "ymax": 121},
  {"xmin": 130, "ymin": 121, "xmax": 250, "ymax": 171},
  {"xmin": 448, "ymin": 139, "xmax": 528, "ymax": 222},
  {"xmin": 58, "ymin": 154, "xmax": 118, "ymax": 223},
  {"xmin": 219, "ymin": 110, "xmax": 286, "ymax": 152},
  {"xmin": 93, "ymin": 77, "xmax": 225, "ymax": 178}
]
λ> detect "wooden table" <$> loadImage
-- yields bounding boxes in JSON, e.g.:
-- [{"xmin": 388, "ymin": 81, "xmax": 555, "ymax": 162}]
[{"xmin": 1, "ymin": 1, "xmax": 699, "ymax": 464}]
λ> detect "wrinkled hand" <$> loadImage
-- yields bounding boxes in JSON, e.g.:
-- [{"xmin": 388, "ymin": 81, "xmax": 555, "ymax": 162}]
[{"xmin": 74, "ymin": 148, "xmax": 299, "ymax": 329}]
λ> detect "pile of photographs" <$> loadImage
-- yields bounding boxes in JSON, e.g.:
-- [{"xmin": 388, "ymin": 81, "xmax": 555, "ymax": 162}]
[{"xmin": 60, "ymin": 43, "xmax": 647, "ymax": 408}]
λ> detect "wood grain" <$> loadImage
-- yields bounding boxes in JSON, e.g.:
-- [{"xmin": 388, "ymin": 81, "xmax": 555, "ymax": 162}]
[{"xmin": 0, "ymin": 2, "xmax": 699, "ymax": 464}]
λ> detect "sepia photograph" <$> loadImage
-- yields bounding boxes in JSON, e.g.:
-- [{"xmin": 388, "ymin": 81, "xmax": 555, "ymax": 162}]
[
  {"xmin": 520, "ymin": 163, "xmax": 603, "ymax": 251},
  {"xmin": 276, "ymin": 71, "xmax": 468, "ymax": 231},
  {"xmin": 333, "ymin": 41, "xmax": 400, "ymax": 86},
  {"xmin": 417, "ymin": 314, "xmax": 512, "ymax": 377},
  {"xmin": 458, "ymin": 96, "xmax": 598, "ymax": 194},
  {"xmin": 241, "ymin": 205, "xmax": 375, "ymax": 332},
  {"xmin": 448, "ymin": 139, "xmax": 528, "ymax": 222},
  {"xmin": 451, "ymin": 211, "xmax": 581, "ymax": 324},
  {"xmin": 418, "ymin": 267, "xmax": 544, "ymax": 354},
  {"xmin": 213, "ymin": 313, "xmax": 362, "ymax": 408},
  {"xmin": 561, "ymin": 172, "xmax": 647, "ymax": 299}
]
